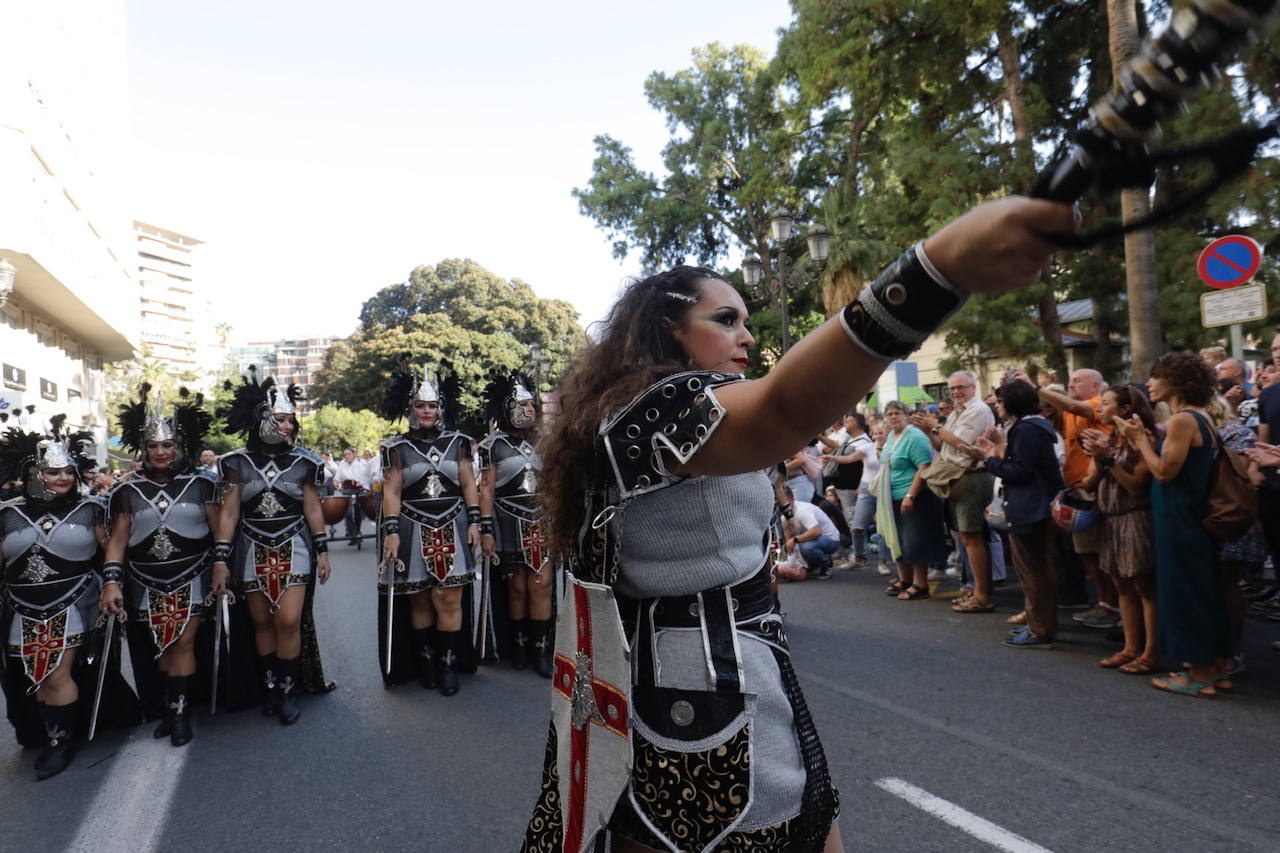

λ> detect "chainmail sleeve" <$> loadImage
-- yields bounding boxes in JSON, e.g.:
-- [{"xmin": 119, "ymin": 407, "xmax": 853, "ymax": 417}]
[
  {"xmin": 107, "ymin": 483, "xmax": 134, "ymax": 517},
  {"xmin": 599, "ymin": 370, "xmax": 742, "ymax": 500}
]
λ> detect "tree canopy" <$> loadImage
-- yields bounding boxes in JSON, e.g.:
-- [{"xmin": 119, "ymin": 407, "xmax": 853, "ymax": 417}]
[
  {"xmin": 572, "ymin": 0, "xmax": 1280, "ymax": 379},
  {"xmin": 310, "ymin": 258, "xmax": 586, "ymax": 434}
]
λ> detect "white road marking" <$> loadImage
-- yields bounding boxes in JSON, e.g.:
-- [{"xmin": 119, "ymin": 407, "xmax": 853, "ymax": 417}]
[
  {"xmin": 875, "ymin": 777, "xmax": 1055, "ymax": 853},
  {"xmin": 65, "ymin": 733, "xmax": 189, "ymax": 853}
]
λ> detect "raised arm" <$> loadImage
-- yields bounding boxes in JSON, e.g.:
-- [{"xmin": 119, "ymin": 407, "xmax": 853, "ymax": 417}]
[{"xmin": 684, "ymin": 197, "xmax": 1074, "ymax": 476}]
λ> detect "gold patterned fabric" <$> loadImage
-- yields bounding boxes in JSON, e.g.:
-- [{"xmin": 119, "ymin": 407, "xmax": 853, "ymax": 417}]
[
  {"xmin": 520, "ymin": 721, "xmax": 563, "ymax": 853},
  {"xmin": 627, "ymin": 722, "xmax": 752, "ymax": 850}
]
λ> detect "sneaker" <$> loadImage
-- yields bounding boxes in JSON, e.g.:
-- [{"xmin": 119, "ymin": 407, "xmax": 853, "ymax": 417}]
[
  {"xmin": 815, "ymin": 567, "xmax": 833, "ymax": 580},
  {"xmin": 835, "ymin": 557, "xmax": 864, "ymax": 572},
  {"xmin": 1003, "ymin": 631, "xmax": 1054, "ymax": 649},
  {"xmin": 1082, "ymin": 612, "xmax": 1122, "ymax": 629},
  {"xmin": 944, "ymin": 567, "xmax": 959, "ymax": 577},
  {"xmin": 1240, "ymin": 583, "xmax": 1274, "ymax": 602},
  {"xmin": 1249, "ymin": 595, "xmax": 1280, "ymax": 614},
  {"xmin": 927, "ymin": 569, "xmax": 947, "ymax": 581},
  {"xmin": 1058, "ymin": 597, "xmax": 1091, "ymax": 610},
  {"xmin": 876, "ymin": 562, "xmax": 893, "ymax": 576},
  {"xmin": 1072, "ymin": 604, "xmax": 1106, "ymax": 623}
]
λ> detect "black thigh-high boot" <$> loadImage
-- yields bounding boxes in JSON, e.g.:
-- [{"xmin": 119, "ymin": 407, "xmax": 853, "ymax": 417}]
[
  {"xmin": 276, "ymin": 656, "xmax": 301, "ymax": 726},
  {"xmin": 410, "ymin": 627, "xmax": 437, "ymax": 689},
  {"xmin": 167, "ymin": 675, "xmax": 194, "ymax": 747},
  {"xmin": 260, "ymin": 653, "xmax": 281, "ymax": 716},
  {"xmin": 511, "ymin": 618, "xmax": 530, "ymax": 670},
  {"xmin": 437, "ymin": 630, "xmax": 462, "ymax": 697},
  {"xmin": 530, "ymin": 619, "xmax": 554, "ymax": 679},
  {"xmin": 34, "ymin": 703, "xmax": 77, "ymax": 781}
]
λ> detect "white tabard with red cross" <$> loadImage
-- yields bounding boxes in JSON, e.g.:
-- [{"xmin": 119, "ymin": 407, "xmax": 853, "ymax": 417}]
[
  {"xmin": 551, "ymin": 576, "xmax": 631, "ymax": 853},
  {"xmin": 519, "ymin": 519, "xmax": 547, "ymax": 574},
  {"xmin": 421, "ymin": 525, "xmax": 457, "ymax": 582}
]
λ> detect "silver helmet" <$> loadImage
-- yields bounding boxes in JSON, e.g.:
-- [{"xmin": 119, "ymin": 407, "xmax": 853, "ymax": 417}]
[
  {"xmin": 258, "ymin": 383, "xmax": 298, "ymax": 446},
  {"xmin": 143, "ymin": 391, "xmax": 178, "ymax": 443}
]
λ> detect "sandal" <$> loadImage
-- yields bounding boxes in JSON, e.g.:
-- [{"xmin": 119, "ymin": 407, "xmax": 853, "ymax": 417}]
[
  {"xmin": 885, "ymin": 580, "xmax": 909, "ymax": 597},
  {"xmin": 1099, "ymin": 652, "xmax": 1137, "ymax": 669},
  {"xmin": 1118, "ymin": 657, "xmax": 1157, "ymax": 675},
  {"xmin": 1005, "ymin": 611, "xmax": 1027, "ymax": 625},
  {"xmin": 952, "ymin": 596, "xmax": 994, "ymax": 613},
  {"xmin": 1151, "ymin": 672, "xmax": 1216, "ymax": 698},
  {"xmin": 898, "ymin": 584, "xmax": 931, "ymax": 601},
  {"xmin": 1212, "ymin": 673, "xmax": 1234, "ymax": 692}
]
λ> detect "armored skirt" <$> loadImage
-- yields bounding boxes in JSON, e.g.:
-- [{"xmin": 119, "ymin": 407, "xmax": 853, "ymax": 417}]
[{"xmin": 522, "ymin": 371, "xmax": 838, "ymax": 853}]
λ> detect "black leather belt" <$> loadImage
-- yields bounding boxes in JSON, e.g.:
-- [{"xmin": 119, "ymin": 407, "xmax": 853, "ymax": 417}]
[{"xmin": 645, "ymin": 564, "xmax": 774, "ymax": 629}]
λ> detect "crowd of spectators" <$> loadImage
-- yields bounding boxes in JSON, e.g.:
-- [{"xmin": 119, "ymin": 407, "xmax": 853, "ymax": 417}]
[{"xmin": 776, "ymin": 334, "xmax": 1280, "ymax": 699}]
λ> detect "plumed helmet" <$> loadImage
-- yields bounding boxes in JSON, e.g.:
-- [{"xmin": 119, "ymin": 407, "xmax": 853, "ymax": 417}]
[{"xmin": 217, "ymin": 366, "xmax": 302, "ymax": 449}]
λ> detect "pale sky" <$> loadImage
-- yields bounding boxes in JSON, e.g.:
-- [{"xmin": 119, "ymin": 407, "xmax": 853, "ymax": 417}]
[{"xmin": 124, "ymin": 0, "xmax": 793, "ymax": 343}]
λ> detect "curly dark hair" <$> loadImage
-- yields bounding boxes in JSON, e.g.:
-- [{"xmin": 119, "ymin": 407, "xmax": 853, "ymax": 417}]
[
  {"xmin": 1150, "ymin": 351, "xmax": 1216, "ymax": 407},
  {"xmin": 536, "ymin": 265, "xmax": 727, "ymax": 558}
]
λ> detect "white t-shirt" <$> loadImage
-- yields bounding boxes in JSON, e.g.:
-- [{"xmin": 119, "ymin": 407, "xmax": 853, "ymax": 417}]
[
  {"xmin": 792, "ymin": 500, "xmax": 840, "ymax": 541},
  {"xmin": 853, "ymin": 434, "xmax": 880, "ymax": 490}
]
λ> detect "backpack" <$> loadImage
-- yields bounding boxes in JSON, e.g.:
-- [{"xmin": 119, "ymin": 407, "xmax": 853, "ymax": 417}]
[{"xmin": 1193, "ymin": 413, "xmax": 1257, "ymax": 541}]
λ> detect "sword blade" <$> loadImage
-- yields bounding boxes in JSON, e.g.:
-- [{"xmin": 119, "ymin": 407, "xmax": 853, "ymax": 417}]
[
  {"xmin": 87, "ymin": 612, "xmax": 116, "ymax": 742},
  {"xmin": 210, "ymin": 594, "xmax": 223, "ymax": 715},
  {"xmin": 474, "ymin": 545, "xmax": 490, "ymax": 660}
]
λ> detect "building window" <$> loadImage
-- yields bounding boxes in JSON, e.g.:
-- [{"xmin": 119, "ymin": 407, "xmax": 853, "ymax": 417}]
[
  {"xmin": 1, "ymin": 303, "xmax": 23, "ymax": 331},
  {"xmin": 33, "ymin": 318, "xmax": 57, "ymax": 348},
  {"xmin": 3, "ymin": 364, "xmax": 26, "ymax": 391},
  {"xmin": 67, "ymin": 388, "xmax": 82, "ymax": 404}
]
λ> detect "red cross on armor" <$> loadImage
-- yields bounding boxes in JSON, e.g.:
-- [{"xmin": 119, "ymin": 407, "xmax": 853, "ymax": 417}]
[
  {"xmin": 21, "ymin": 620, "xmax": 65, "ymax": 684},
  {"xmin": 552, "ymin": 584, "xmax": 629, "ymax": 853},
  {"xmin": 149, "ymin": 592, "xmax": 191, "ymax": 650},
  {"xmin": 254, "ymin": 547, "xmax": 293, "ymax": 603},
  {"xmin": 520, "ymin": 521, "xmax": 547, "ymax": 573},
  {"xmin": 421, "ymin": 527, "xmax": 456, "ymax": 582}
]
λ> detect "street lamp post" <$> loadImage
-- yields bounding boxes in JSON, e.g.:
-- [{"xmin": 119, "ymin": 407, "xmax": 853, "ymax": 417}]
[
  {"xmin": 741, "ymin": 213, "xmax": 831, "ymax": 355},
  {"xmin": 526, "ymin": 344, "xmax": 552, "ymax": 389}
]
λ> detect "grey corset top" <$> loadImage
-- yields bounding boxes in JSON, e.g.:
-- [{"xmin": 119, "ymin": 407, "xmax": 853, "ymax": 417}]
[{"xmin": 613, "ymin": 470, "xmax": 774, "ymax": 599}]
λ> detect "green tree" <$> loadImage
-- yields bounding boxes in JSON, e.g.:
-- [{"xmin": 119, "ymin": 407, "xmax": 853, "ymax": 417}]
[
  {"xmin": 299, "ymin": 405, "xmax": 393, "ymax": 455},
  {"xmin": 311, "ymin": 259, "xmax": 586, "ymax": 431}
]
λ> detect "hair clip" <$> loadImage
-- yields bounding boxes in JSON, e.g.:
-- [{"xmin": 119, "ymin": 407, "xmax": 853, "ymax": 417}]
[{"xmin": 664, "ymin": 291, "xmax": 697, "ymax": 304}]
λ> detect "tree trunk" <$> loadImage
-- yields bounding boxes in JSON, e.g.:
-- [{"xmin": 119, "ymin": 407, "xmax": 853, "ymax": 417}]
[
  {"xmin": 1000, "ymin": 11, "xmax": 1068, "ymax": 375},
  {"xmin": 1107, "ymin": 0, "xmax": 1162, "ymax": 379},
  {"xmin": 824, "ymin": 266, "xmax": 863, "ymax": 317}
]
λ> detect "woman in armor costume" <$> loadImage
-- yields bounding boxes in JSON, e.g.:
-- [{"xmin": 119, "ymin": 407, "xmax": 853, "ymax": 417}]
[
  {"xmin": 101, "ymin": 386, "xmax": 215, "ymax": 747},
  {"xmin": 478, "ymin": 369, "xmax": 553, "ymax": 676},
  {"xmin": 0, "ymin": 418, "xmax": 139, "ymax": 780},
  {"xmin": 213, "ymin": 370, "xmax": 333, "ymax": 725},
  {"xmin": 520, "ymin": 198, "xmax": 1075, "ymax": 852},
  {"xmin": 377, "ymin": 361, "xmax": 481, "ymax": 696}
]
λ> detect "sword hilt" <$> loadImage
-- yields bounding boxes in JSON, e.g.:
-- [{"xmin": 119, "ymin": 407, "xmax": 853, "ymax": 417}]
[{"xmin": 1032, "ymin": 0, "xmax": 1278, "ymax": 203}]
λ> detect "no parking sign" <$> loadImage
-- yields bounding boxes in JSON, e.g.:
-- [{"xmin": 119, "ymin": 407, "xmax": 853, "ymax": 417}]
[{"xmin": 1197, "ymin": 235, "xmax": 1262, "ymax": 289}]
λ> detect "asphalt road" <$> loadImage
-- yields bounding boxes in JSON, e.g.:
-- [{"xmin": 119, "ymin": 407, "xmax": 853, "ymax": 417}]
[{"xmin": 3, "ymin": 530, "xmax": 1280, "ymax": 852}]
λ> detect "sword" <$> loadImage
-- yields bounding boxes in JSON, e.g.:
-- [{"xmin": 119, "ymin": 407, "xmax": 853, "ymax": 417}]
[
  {"xmin": 87, "ymin": 612, "xmax": 116, "ymax": 742},
  {"xmin": 474, "ymin": 544, "xmax": 491, "ymax": 661},
  {"xmin": 209, "ymin": 591, "xmax": 226, "ymax": 715}
]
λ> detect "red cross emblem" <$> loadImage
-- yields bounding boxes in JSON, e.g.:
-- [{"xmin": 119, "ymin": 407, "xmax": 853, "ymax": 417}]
[
  {"xmin": 421, "ymin": 526, "xmax": 456, "ymax": 582},
  {"xmin": 148, "ymin": 589, "xmax": 192, "ymax": 651},
  {"xmin": 254, "ymin": 544, "xmax": 294, "ymax": 605},
  {"xmin": 520, "ymin": 520, "xmax": 547, "ymax": 573},
  {"xmin": 552, "ymin": 580, "xmax": 630, "ymax": 853},
  {"xmin": 21, "ymin": 617, "xmax": 67, "ymax": 685}
]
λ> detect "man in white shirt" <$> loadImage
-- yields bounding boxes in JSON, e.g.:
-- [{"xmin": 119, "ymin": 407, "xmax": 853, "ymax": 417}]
[
  {"xmin": 912, "ymin": 371, "xmax": 997, "ymax": 610},
  {"xmin": 333, "ymin": 447, "xmax": 366, "ymax": 547},
  {"xmin": 784, "ymin": 488, "xmax": 841, "ymax": 579}
]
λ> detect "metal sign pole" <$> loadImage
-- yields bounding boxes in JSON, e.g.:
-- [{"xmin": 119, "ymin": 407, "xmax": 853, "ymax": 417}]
[{"xmin": 1230, "ymin": 323, "xmax": 1245, "ymax": 361}]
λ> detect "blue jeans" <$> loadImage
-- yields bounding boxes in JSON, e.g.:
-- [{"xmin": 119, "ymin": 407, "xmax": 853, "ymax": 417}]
[{"xmin": 799, "ymin": 536, "xmax": 840, "ymax": 569}]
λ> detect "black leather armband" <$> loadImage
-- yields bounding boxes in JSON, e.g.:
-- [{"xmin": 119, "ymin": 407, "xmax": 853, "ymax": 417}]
[
  {"xmin": 479, "ymin": 515, "xmax": 495, "ymax": 536},
  {"xmin": 466, "ymin": 505, "xmax": 482, "ymax": 526},
  {"xmin": 380, "ymin": 515, "xmax": 400, "ymax": 537},
  {"xmin": 839, "ymin": 242, "xmax": 969, "ymax": 362},
  {"xmin": 212, "ymin": 540, "xmax": 233, "ymax": 564},
  {"xmin": 103, "ymin": 561, "xmax": 124, "ymax": 584},
  {"xmin": 311, "ymin": 530, "xmax": 329, "ymax": 555}
]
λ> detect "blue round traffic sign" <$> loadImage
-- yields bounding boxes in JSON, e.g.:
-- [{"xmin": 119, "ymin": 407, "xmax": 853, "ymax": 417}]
[{"xmin": 1198, "ymin": 235, "xmax": 1262, "ymax": 289}]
